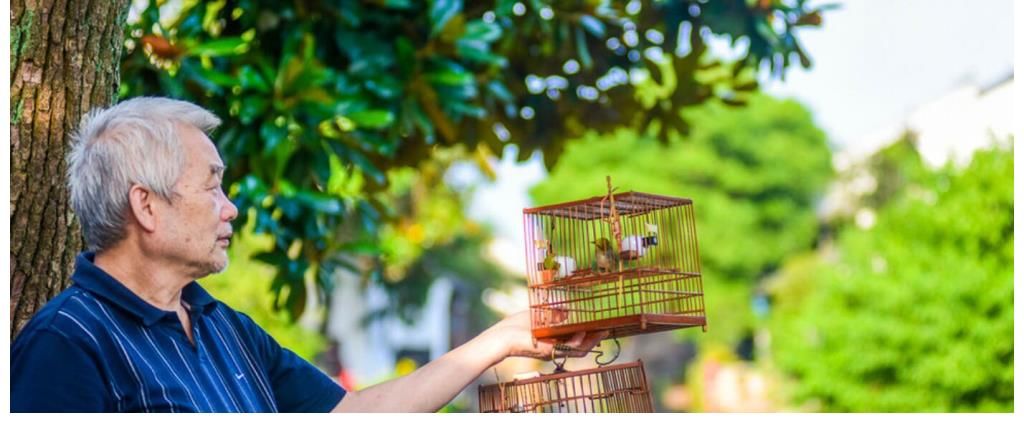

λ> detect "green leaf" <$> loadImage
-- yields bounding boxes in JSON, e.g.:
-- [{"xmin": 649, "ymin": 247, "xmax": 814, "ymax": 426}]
[
  {"xmin": 297, "ymin": 190, "xmax": 344, "ymax": 215},
  {"xmin": 189, "ymin": 37, "xmax": 249, "ymax": 57},
  {"xmin": 494, "ymin": 0, "xmax": 517, "ymax": 15},
  {"xmin": 579, "ymin": 15, "xmax": 605, "ymax": 38},
  {"xmin": 328, "ymin": 141, "xmax": 387, "ymax": 185},
  {"xmin": 349, "ymin": 150, "xmax": 387, "ymax": 185},
  {"xmin": 575, "ymin": 27, "xmax": 593, "ymax": 69},
  {"xmin": 253, "ymin": 250, "xmax": 287, "ymax": 267},
  {"xmin": 449, "ymin": 101, "xmax": 486, "ymax": 119},
  {"xmin": 340, "ymin": 240, "xmax": 382, "ymax": 255},
  {"xmin": 238, "ymin": 95, "xmax": 268, "ymax": 124},
  {"xmin": 395, "ymin": 37, "xmax": 416, "ymax": 78},
  {"xmin": 348, "ymin": 110, "xmax": 395, "ymax": 129},
  {"xmin": 334, "ymin": 116, "xmax": 356, "ymax": 132},
  {"xmin": 409, "ymin": 103, "xmax": 436, "ymax": 144},
  {"xmin": 487, "ymin": 81, "xmax": 514, "ymax": 103},
  {"xmin": 260, "ymin": 122, "xmax": 288, "ymax": 155},
  {"xmin": 383, "ymin": 0, "xmax": 414, "ymax": 9},
  {"xmin": 427, "ymin": 61, "xmax": 474, "ymax": 86},
  {"xmin": 196, "ymin": 66, "xmax": 237, "ymax": 87},
  {"xmin": 429, "ymin": 0, "xmax": 463, "ymax": 37},
  {"xmin": 238, "ymin": 66, "xmax": 270, "ymax": 92},
  {"xmin": 365, "ymin": 76, "xmax": 402, "ymax": 100},
  {"xmin": 456, "ymin": 39, "xmax": 508, "ymax": 66},
  {"xmin": 283, "ymin": 270, "xmax": 307, "ymax": 319},
  {"xmin": 318, "ymin": 119, "xmax": 342, "ymax": 139},
  {"xmin": 463, "ymin": 20, "xmax": 502, "ymax": 42}
]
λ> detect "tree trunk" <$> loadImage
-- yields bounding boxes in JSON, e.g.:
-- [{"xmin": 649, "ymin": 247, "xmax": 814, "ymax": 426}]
[{"xmin": 10, "ymin": 0, "xmax": 131, "ymax": 337}]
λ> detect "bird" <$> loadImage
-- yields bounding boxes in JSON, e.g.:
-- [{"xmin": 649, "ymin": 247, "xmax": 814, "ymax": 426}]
[
  {"xmin": 592, "ymin": 237, "xmax": 618, "ymax": 273},
  {"xmin": 620, "ymin": 235, "xmax": 646, "ymax": 260}
]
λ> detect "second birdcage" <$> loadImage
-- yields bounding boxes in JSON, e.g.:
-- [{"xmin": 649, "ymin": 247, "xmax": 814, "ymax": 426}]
[
  {"xmin": 478, "ymin": 360, "xmax": 654, "ymax": 413},
  {"xmin": 524, "ymin": 181, "xmax": 706, "ymax": 341}
]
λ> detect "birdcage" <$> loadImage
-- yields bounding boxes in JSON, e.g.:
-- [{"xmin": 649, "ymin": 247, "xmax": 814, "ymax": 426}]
[
  {"xmin": 478, "ymin": 360, "xmax": 654, "ymax": 413},
  {"xmin": 523, "ymin": 178, "xmax": 706, "ymax": 341}
]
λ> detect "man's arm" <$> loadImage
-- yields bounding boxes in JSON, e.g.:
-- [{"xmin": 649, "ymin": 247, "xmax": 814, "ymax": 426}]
[{"xmin": 332, "ymin": 311, "xmax": 605, "ymax": 412}]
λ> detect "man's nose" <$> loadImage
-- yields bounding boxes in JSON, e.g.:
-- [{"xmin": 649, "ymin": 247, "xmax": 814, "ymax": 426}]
[{"xmin": 221, "ymin": 193, "xmax": 239, "ymax": 222}]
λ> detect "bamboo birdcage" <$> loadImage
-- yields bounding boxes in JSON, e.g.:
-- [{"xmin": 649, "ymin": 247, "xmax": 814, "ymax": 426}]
[
  {"xmin": 478, "ymin": 360, "xmax": 654, "ymax": 413},
  {"xmin": 523, "ymin": 181, "xmax": 706, "ymax": 341}
]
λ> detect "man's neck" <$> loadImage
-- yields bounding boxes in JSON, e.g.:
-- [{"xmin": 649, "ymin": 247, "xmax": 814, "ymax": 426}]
[{"xmin": 93, "ymin": 244, "xmax": 191, "ymax": 312}]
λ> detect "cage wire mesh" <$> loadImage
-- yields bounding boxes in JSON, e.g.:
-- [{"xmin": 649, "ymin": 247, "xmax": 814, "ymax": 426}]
[
  {"xmin": 478, "ymin": 360, "xmax": 654, "ymax": 413},
  {"xmin": 524, "ymin": 189, "xmax": 706, "ymax": 341}
]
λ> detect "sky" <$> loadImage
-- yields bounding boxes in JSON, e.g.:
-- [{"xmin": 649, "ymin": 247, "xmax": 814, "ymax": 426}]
[
  {"xmin": 760, "ymin": 0, "xmax": 1014, "ymax": 152},
  {"xmin": 455, "ymin": 0, "xmax": 1016, "ymax": 274}
]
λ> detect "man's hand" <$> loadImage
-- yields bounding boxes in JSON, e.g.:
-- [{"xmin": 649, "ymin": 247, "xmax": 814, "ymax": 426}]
[
  {"xmin": 484, "ymin": 310, "xmax": 609, "ymax": 360},
  {"xmin": 332, "ymin": 310, "xmax": 608, "ymax": 412}
]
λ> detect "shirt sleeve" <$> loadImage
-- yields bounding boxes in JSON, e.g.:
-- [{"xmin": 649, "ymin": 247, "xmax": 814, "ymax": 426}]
[
  {"xmin": 237, "ymin": 313, "xmax": 347, "ymax": 412},
  {"xmin": 11, "ymin": 329, "xmax": 114, "ymax": 412}
]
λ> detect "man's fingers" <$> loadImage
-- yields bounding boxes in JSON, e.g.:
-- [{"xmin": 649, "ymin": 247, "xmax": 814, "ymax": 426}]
[
  {"xmin": 566, "ymin": 331, "xmax": 585, "ymax": 347},
  {"xmin": 580, "ymin": 331, "xmax": 610, "ymax": 350},
  {"xmin": 574, "ymin": 331, "xmax": 610, "ymax": 354},
  {"xmin": 563, "ymin": 330, "xmax": 609, "ymax": 348},
  {"xmin": 554, "ymin": 330, "xmax": 611, "ymax": 358},
  {"xmin": 535, "ymin": 330, "xmax": 614, "ymax": 359}
]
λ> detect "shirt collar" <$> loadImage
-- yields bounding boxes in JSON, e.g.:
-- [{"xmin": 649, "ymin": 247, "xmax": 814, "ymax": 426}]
[{"xmin": 71, "ymin": 252, "xmax": 219, "ymax": 326}]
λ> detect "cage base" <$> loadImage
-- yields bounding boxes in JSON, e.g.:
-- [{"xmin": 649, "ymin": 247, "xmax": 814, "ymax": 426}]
[
  {"xmin": 532, "ymin": 313, "xmax": 706, "ymax": 340},
  {"xmin": 479, "ymin": 360, "xmax": 655, "ymax": 413}
]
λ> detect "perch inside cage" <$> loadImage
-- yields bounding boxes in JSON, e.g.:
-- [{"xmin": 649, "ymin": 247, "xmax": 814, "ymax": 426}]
[
  {"xmin": 524, "ymin": 178, "xmax": 706, "ymax": 341},
  {"xmin": 478, "ymin": 360, "xmax": 654, "ymax": 413}
]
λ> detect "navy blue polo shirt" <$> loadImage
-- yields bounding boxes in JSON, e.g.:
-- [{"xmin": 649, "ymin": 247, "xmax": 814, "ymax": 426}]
[{"xmin": 11, "ymin": 252, "xmax": 347, "ymax": 412}]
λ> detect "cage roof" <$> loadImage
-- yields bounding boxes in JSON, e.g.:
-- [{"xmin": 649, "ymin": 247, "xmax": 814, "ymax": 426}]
[{"xmin": 524, "ymin": 191, "xmax": 691, "ymax": 220}]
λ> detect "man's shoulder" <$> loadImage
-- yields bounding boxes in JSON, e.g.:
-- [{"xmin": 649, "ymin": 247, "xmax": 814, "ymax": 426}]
[
  {"xmin": 206, "ymin": 300, "xmax": 264, "ymax": 336},
  {"xmin": 199, "ymin": 297, "xmax": 278, "ymax": 352},
  {"xmin": 13, "ymin": 286, "xmax": 107, "ymax": 350}
]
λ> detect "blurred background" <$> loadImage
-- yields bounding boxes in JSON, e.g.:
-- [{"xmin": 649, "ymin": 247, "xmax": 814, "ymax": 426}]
[{"xmin": 117, "ymin": 0, "xmax": 1012, "ymax": 412}]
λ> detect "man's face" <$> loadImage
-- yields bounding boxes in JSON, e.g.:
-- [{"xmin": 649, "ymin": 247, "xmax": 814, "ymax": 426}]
[{"xmin": 153, "ymin": 125, "xmax": 238, "ymax": 279}]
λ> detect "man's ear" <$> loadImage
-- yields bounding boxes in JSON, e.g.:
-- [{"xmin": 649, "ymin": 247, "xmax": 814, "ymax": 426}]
[{"xmin": 127, "ymin": 184, "xmax": 158, "ymax": 233}]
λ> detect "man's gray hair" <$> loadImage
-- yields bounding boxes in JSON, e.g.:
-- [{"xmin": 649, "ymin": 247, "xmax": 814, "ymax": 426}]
[{"xmin": 67, "ymin": 97, "xmax": 221, "ymax": 252}]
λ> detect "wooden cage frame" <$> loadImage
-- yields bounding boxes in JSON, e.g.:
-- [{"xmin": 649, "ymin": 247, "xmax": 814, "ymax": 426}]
[
  {"xmin": 478, "ymin": 360, "xmax": 655, "ymax": 413},
  {"xmin": 523, "ymin": 191, "xmax": 706, "ymax": 341}
]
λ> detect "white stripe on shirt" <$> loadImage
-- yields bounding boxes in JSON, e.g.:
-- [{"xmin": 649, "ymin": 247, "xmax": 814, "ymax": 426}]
[
  {"xmin": 168, "ymin": 336, "xmax": 217, "ymax": 412},
  {"xmin": 74, "ymin": 295, "xmax": 150, "ymax": 412},
  {"xmin": 214, "ymin": 308, "xmax": 279, "ymax": 411},
  {"xmin": 56, "ymin": 309, "xmax": 125, "ymax": 410},
  {"xmin": 192, "ymin": 325, "xmax": 245, "ymax": 412},
  {"xmin": 88, "ymin": 296, "xmax": 176, "ymax": 412},
  {"xmin": 205, "ymin": 317, "xmax": 261, "ymax": 411},
  {"xmin": 141, "ymin": 327, "xmax": 202, "ymax": 411}
]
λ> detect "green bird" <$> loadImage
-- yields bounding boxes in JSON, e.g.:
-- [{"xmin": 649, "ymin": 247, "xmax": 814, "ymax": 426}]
[{"xmin": 592, "ymin": 237, "xmax": 618, "ymax": 273}]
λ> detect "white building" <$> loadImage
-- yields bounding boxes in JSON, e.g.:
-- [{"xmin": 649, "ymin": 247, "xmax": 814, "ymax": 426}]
[
  {"xmin": 325, "ymin": 269, "xmax": 455, "ymax": 387},
  {"xmin": 823, "ymin": 73, "xmax": 1014, "ymax": 223}
]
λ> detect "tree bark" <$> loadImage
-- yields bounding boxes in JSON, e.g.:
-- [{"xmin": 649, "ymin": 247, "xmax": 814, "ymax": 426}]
[{"xmin": 10, "ymin": 0, "xmax": 131, "ymax": 337}]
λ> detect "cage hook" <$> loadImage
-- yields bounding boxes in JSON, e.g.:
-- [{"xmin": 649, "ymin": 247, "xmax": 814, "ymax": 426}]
[
  {"xmin": 594, "ymin": 338, "xmax": 621, "ymax": 366},
  {"xmin": 551, "ymin": 346, "xmax": 569, "ymax": 373}
]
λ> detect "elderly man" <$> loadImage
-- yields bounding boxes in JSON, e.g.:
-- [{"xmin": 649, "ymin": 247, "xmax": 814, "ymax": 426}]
[{"xmin": 10, "ymin": 97, "xmax": 602, "ymax": 412}]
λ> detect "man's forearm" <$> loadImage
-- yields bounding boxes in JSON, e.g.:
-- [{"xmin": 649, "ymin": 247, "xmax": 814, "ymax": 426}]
[{"xmin": 332, "ymin": 326, "xmax": 508, "ymax": 412}]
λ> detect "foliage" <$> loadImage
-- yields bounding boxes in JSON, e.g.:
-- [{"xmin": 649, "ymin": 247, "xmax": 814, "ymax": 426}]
[
  {"xmin": 530, "ymin": 94, "xmax": 833, "ymax": 345},
  {"xmin": 371, "ymin": 149, "xmax": 516, "ymax": 322},
  {"xmin": 767, "ymin": 144, "xmax": 1014, "ymax": 412},
  {"xmin": 118, "ymin": 0, "xmax": 827, "ymax": 316},
  {"xmin": 378, "ymin": 227, "xmax": 513, "ymax": 326},
  {"xmin": 860, "ymin": 133, "xmax": 934, "ymax": 210},
  {"xmin": 827, "ymin": 132, "xmax": 936, "ymax": 229}
]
